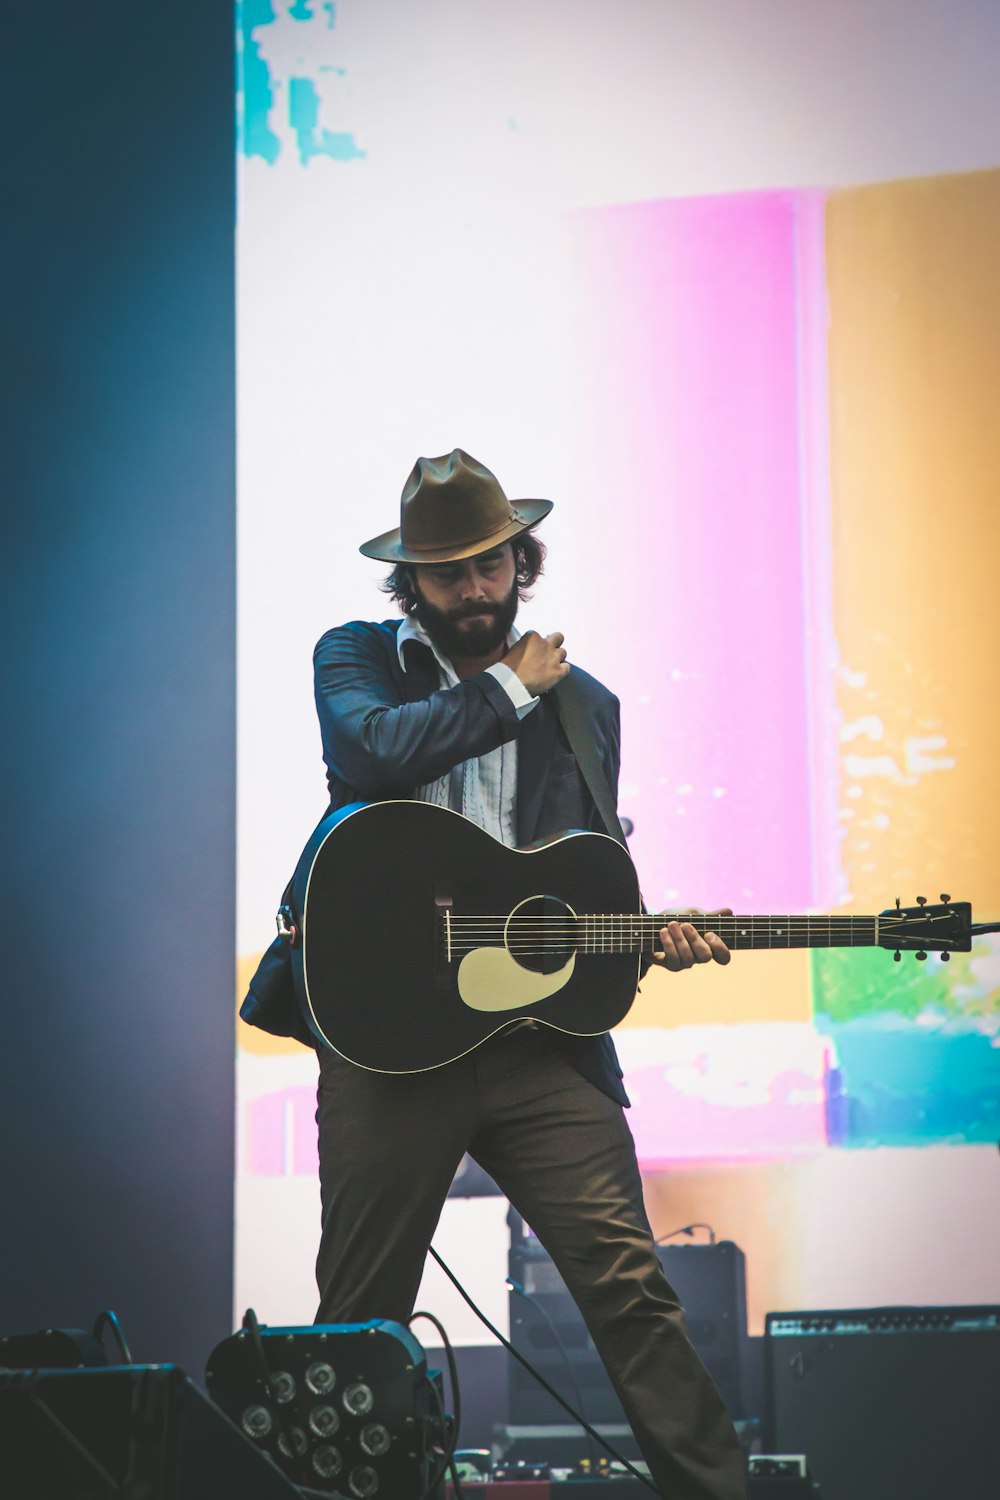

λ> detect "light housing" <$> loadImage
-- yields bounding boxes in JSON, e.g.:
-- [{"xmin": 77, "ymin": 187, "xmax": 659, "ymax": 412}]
[{"xmin": 206, "ymin": 1319, "xmax": 447, "ymax": 1497}]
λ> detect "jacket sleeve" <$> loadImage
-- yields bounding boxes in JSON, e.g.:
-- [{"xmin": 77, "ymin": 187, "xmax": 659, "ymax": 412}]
[{"xmin": 314, "ymin": 623, "xmax": 521, "ymax": 796}]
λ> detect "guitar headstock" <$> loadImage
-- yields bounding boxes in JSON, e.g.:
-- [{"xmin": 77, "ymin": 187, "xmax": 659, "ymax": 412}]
[{"xmin": 877, "ymin": 895, "xmax": 972, "ymax": 960}]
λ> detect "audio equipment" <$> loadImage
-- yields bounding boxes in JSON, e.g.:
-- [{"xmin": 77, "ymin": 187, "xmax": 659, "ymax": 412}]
[
  {"xmin": 443, "ymin": 1457, "xmax": 820, "ymax": 1495},
  {"xmin": 765, "ymin": 1305, "xmax": 1000, "ymax": 1500},
  {"xmin": 0, "ymin": 1365, "xmax": 301, "ymax": 1498},
  {"xmin": 509, "ymin": 1235, "xmax": 748, "ymax": 1423},
  {"xmin": 206, "ymin": 1318, "xmax": 447, "ymax": 1498}
]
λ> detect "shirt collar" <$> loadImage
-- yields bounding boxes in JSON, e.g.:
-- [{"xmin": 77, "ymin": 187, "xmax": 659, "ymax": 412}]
[{"xmin": 397, "ymin": 613, "xmax": 521, "ymax": 679}]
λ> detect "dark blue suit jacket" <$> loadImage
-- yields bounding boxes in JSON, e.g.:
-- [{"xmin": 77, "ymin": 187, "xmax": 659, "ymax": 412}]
[{"xmin": 242, "ymin": 619, "xmax": 630, "ymax": 1105}]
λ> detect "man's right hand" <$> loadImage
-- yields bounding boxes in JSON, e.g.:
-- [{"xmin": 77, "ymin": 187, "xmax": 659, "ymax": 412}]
[{"xmin": 503, "ymin": 631, "xmax": 570, "ymax": 696}]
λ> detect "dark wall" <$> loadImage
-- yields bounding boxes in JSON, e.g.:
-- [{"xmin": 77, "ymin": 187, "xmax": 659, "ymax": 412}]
[{"xmin": 2, "ymin": 4, "xmax": 236, "ymax": 1378}]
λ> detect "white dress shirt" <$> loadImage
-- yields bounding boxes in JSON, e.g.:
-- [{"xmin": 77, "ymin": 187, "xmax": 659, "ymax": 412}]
[{"xmin": 396, "ymin": 614, "xmax": 539, "ymax": 847}]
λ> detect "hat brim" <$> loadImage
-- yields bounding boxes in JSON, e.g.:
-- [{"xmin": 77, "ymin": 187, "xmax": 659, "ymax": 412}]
[{"xmin": 358, "ymin": 497, "xmax": 553, "ymax": 564}]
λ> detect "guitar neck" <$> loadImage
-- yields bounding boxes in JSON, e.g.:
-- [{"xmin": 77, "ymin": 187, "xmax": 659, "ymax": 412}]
[{"xmin": 577, "ymin": 913, "xmax": 880, "ymax": 953}]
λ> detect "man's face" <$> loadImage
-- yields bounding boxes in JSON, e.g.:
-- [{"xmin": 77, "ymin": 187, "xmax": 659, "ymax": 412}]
[{"xmin": 412, "ymin": 543, "xmax": 519, "ymax": 660}]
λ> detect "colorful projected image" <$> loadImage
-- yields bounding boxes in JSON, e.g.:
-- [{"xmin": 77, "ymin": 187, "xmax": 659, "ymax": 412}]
[
  {"xmin": 558, "ymin": 182, "xmax": 1000, "ymax": 1164},
  {"xmin": 235, "ymin": 1, "xmax": 1000, "ymax": 1334}
]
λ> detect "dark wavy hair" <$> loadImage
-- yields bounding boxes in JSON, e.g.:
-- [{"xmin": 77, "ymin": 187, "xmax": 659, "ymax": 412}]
[{"xmin": 381, "ymin": 530, "xmax": 547, "ymax": 616}]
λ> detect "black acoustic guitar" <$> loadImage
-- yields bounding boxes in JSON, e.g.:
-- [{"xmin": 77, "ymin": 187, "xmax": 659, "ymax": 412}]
[{"xmin": 287, "ymin": 800, "xmax": 976, "ymax": 1073}]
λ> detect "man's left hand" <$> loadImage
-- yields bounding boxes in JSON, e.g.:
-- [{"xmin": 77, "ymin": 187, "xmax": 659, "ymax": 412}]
[{"xmin": 651, "ymin": 912, "xmax": 732, "ymax": 971}]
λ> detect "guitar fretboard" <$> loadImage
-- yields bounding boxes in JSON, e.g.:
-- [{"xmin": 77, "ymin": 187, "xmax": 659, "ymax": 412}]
[
  {"xmin": 575, "ymin": 914, "xmax": 879, "ymax": 954},
  {"xmin": 445, "ymin": 913, "xmax": 883, "ymax": 956}
]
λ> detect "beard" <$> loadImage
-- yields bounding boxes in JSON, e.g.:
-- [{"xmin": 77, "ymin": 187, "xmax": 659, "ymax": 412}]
[{"xmin": 414, "ymin": 579, "xmax": 519, "ymax": 662}]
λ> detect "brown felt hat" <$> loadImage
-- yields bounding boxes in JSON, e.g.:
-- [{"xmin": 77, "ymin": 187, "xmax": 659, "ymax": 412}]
[{"xmin": 359, "ymin": 448, "xmax": 553, "ymax": 564}]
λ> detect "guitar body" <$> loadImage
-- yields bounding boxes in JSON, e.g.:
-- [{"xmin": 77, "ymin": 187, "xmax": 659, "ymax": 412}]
[{"xmin": 295, "ymin": 800, "xmax": 643, "ymax": 1073}]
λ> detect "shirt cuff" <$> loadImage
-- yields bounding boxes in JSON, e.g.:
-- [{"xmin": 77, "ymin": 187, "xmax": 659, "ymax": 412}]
[{"xmin": 487, "ymin": 661, "xmax": 540, "ymax": 720}]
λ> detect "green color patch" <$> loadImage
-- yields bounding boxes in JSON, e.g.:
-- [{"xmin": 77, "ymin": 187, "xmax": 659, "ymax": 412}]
[{"xmin": 811, "ymin": 944, "xmax": 997, "ymax": 1024}]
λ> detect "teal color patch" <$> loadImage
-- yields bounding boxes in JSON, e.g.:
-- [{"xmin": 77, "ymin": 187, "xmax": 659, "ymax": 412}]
[
  {"xmin": 288, "ymin": 76, "xmax": 365, "ymax": 165},
  {"xmin": 238, "ymin": 0, "xmax": 281, "ymax": 164},
  {"xmin": 813, "ymin": 944, "xmax": 999, "ymax": 1145},
  {"xmin": 819, "ymin": 1017, "xmax": 1000, "ymax": 1147}
]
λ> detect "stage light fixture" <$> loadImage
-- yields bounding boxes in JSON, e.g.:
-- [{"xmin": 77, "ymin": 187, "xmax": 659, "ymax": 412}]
[
  {"xmin": 0, "ymin": 1326, "xmax": 108, "ymax": 1370},
  {"xmin": 206, "ymin": 1318, "xmax": 449, "ymax": 1497},
  {"xmin": 0, "ymin": 1310, "xmax": 131, "ymax": 1372}
]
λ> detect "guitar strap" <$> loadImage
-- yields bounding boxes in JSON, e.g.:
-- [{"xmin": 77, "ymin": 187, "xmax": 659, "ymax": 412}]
[{"xmin": 551, "ymin": 675, "xmax": 629, "ymax": 850}]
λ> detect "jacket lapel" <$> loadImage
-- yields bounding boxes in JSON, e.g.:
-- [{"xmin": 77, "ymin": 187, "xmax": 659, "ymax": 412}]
[
  {"xmin": 516, "ymin": 696, "xmax": 559, "ymax": 845},
  {"xmin": 397, "ymin": 636, "xmax": 440, "ymax": 701}
]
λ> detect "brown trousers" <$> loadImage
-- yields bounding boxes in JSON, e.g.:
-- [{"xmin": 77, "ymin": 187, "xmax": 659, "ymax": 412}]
[{"xmin": 315, "ymin": 1026, "xmax": 747, "ymax": 1500}]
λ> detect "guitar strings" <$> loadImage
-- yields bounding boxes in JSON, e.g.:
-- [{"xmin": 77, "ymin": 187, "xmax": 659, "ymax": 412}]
[
  {"xmin": 443, "ymin": 912, "xmax": 917, "ymax": 956},
  {"xmin": 444, "ymin": 916, "xmax": 887, "ymax": 924},
  {"xmin": 446, "ymin": 944, "xmax": 886, "ymax": 955},
  {"xmin": 440, "ymin": 912, "xmax": 881, "ymax": 924},
  {"xmin": 443, "ymin": 916, "xmax": 928, "ymax": 956},
  {"xmin": 443, "ymin": 919, "xmax": 884, "ymax": 930}
]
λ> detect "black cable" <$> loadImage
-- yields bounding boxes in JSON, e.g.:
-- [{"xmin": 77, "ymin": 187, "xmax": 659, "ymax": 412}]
[
  {"xmin": 409, "ymin": 1309, "xmax": 464, "ymax": 1500},
  {"xmin": 506, "ymin": 1278, "xmax": 597, "ymax": 1468},
  {"xmin": 92, "ymin": 1309, "xmax": 133, "ymax": 1364},
  {"xmin": 428, "ymin": 1247, "xmax": 659, "ymax": 1495},
  {"xmin": 655, "ymin": 1222, "xmax": 716, "ymax": 1246},
  {"xmin": 409, "ymin": 1309, "xmax": 462, "ymax": 1449},
  {"xmin": 241, "ymin": 1308, "xmax": 313, "ymax": 1493},
  {"xmin": 417, "ymin": 1363, "xmax": 462, "ymax": 1500}
]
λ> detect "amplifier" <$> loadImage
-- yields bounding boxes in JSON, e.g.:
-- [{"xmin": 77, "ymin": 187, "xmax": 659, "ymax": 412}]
[
  {"xmin": 765, "ymin": 1305, "xmax": 1000, "ymax": 1500},
  {"xmin": 509, "ymin": 1238, "xmax": 748, "ymax": 1423}
]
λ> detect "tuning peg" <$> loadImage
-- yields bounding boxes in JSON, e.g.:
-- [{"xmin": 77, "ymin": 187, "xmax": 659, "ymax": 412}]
[
  {"xmin": 916, "ymin": 951, "xmax": 927, "ymax": 961},
  {"xmin": 893, "ymin": 950, "xmax": 901, "ymax": 963},
  {"xmin": 940, "ymin": 893, "xmax": 951, "ymax": 904},
  {"xmin": 941, "ymin": 951, "xmax": 951, "ymax": 962},
  {"xmin": 916, "ymin": 896, "xmax": 927, "ymax": 906}
]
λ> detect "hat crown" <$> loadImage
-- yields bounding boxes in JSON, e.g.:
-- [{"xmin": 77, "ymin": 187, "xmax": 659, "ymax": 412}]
[
  {"xmin": 357, "ymin": 447, "xmax": 552, "ymax": 563},
  {"xmin": 400, "ymin": 449, "xmax": 517, "ymax": 554}
]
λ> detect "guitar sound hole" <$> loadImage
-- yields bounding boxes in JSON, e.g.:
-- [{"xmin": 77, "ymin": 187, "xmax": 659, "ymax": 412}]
[{"xmin": 507, "ymin": 895, "xmax": 575, "ymax": 975}]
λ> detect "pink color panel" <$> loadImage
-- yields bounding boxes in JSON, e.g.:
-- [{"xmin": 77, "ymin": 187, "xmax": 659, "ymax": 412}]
[
  {"xmin": 246, "ymin": 1086, "xmax": 319, "ymax": 1176},
  {"xmin": 626, "ymin": 1063, "xmax": 828, "ymax": 1166},
  {"xmin": 568, "ymin": 192, "xmax": 830, "ymax": 910}
]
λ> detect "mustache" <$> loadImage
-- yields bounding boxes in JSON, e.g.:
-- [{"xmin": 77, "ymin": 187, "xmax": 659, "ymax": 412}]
[{"xmin": 452, "ymin": 602, "xmax": 503, "ymax": 619}]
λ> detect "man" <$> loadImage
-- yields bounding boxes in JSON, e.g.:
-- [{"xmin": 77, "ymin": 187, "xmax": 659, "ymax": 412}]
[{"xmin": 309, "ymin": 449, "xmax": 746, "ymax": 1499}]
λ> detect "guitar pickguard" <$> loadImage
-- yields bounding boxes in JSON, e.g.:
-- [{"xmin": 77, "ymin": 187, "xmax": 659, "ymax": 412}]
[{"xmin": 456, "ymin": 945, "xmax": 576, "ymax": 1012}]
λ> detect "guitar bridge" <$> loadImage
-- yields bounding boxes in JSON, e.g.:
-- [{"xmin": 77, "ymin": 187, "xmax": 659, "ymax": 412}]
[{"xmin": 434, "ymin": 885, "xmax": 454, "ymax": 988}]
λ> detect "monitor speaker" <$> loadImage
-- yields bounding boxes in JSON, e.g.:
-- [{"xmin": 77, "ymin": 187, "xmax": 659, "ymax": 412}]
[
  {"xmin": 0, "ymin": 1364, "xmax": 301, "ymax": 1499},
  {"xmin": 509, "ymin": 1237, "xmax": 748, "ymax": 1422},
  {"xmin": 765, "ymin": 1306, "xmax": 1000, "ymax": 1500}
]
